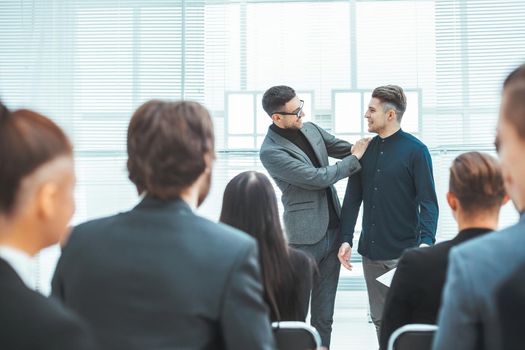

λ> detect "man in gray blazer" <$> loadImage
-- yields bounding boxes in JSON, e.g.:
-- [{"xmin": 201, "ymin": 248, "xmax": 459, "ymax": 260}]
[
  {"xmin": 259, "ymin": 85, "xmax": 370, "ymax": 348},
  {"xmin": 52, "ymin": 100, "xmax": 275, "ymax": 350},
  {"xmin": 433, "ymin": 64, "xmax": 525, "ymax": 350}
]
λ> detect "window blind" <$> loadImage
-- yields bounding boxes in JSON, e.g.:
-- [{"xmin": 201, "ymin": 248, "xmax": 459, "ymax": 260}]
[{"xmin": 0, "ymin": 0, "xmax": 524, "ymax": 298}]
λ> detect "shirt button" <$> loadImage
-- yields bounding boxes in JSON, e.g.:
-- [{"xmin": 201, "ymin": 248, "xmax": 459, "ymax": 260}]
[
  {"xmin": 380, "ymin": 151, "xmax": 384, "ymax": 155},
  {"xmin": 371, "ymin": 240, "xmax": 375, "ymax": 244},
  {"xmin": 372, "ymin": 205, "xmax": 376, "ymax": 208},
  {"xmin": 374, "ymin": 187, "xmax": 378, "ymax": 191},
  {"xmin": 372, "ymin": 223, "xmax": 376, "ymax": 226},
  {"xmin": 377, "ymin": 169, "xmax": 380, "ymax": 172}
]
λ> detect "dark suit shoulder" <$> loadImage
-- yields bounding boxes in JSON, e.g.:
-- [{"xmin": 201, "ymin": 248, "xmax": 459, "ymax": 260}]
[
  {"xmin": 63, "ymin": 212, "xmax": 127, "ymax": 253},
  {"xmin": 67, "ymin": 206, "xmax": 257, "ymax": 269},
  {"xmin": 396, "ymin": 242, "xmax": 453, "ymax": 279},
  {"xmin": 26, "ymin": 297, "xmax": 96, "ymax": 350},
  {"xmin": 405, "ymin": 240, "xmax": 453, "ymax": 260},
  {"xmin": 397, "ymin": 247, "xmax": 427, "ymax": 271},
  {"xmin": 27, "ymin": 295, "xmax": 93, "ymax": 339},
  {"xmin": 70, "ymin": 212, "xmax": 124, "ymax": 240},
  {"xmin": 403, "ymin": 240, "xmax": 454, "ymax": 262},
  {"xmin": 392, "ymin": 249, "xmax": 423, "ymax": 289},
  {"xmin": 195, "ymin": 217, "xmax": 257, "ymax": 249},
  {"xmin": 0, "ymin": 265, "xmax": 96, "ymax": 349},
  {"xmin": 73, "ymin": 206, "xmax": 253, "ymax": 242},
  {"xmin": 259, "ymin": 133, "xmax": 290, "ymax": 161}
]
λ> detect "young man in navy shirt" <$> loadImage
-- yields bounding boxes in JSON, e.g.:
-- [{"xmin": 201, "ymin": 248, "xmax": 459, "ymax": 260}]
[{"xmin": 338, "ymin": 85, "xmax": 439, "ymax": 339}]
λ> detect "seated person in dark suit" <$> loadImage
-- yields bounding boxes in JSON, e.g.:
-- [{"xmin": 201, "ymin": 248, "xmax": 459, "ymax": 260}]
[
  {"xmin": 51, "ymin": 100, "xmax": 275, "ymax": 350},
  {"xmin": 379, "ymin": 151, "xmax": 508, "ymax": 349},
  {"xmin": 496, "ymin": 262, "xmax": 525, "ymax": 350},
  {"xmin": 220, "ymin": 171, "xmax": 315, "ymax": 322},
  {"xmin": 0, "ymin": 102, "xmax": 97, "ymax": 350}
]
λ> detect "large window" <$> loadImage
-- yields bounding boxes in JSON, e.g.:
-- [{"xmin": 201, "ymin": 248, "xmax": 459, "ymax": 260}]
[
  {"xmin": 1, "ymin": 0, "xmax": 524, "ymax": 304},
  {"xmin": 2, "ymin": 0, "xmax": 523, "ymax": 150}
]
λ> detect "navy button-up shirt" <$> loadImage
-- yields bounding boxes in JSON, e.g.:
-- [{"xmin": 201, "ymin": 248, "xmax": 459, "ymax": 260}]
[{"xmin": 341, "ymin": 129, "xmax": 439, "ymax": 260}]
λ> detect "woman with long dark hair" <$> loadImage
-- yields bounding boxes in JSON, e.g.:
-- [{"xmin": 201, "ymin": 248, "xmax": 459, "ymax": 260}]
[
  {"xmin": 0, "ymin": 101, "xmax": 96, "ymax": 349},
  {"xmin": 220, "ymin": 171, "xmax": 314, "ymax": 322}
]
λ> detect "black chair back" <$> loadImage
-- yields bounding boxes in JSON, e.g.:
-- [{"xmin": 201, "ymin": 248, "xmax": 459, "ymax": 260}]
[
  {"xmin": 272, "ymin": 321, "xmax": 321, "ymax": 350},
  {"xmin": 388, "ymin": 324, "xmax": 438, "ymax": 350}
]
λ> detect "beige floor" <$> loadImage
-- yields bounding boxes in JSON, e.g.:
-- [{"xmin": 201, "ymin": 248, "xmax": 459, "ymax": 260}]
[
  {"xmin": 306, "ymin": 265, "xmax": 378, "ymax": 350},
  {"xmin": 330, "ymin": 289, "xmax": 378, "ymax": 350}
]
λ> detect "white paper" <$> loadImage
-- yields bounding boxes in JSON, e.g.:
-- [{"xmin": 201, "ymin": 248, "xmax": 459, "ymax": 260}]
[{"xmin": 376, "ymin": 267, "xmax": 397, "ymax": 288}]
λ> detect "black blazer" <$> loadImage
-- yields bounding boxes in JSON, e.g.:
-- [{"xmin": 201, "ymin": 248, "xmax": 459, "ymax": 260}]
[
  {"xmin": 0, "ymin": 258, "xmax": 96, "ymax": 350},
  {"xmin": 379, "ymin": 228, "xmax": 492, "ymax": 349},
  {"xmin": 496, "ymin": 262, "xmax": 525, "ymax": 350},
  {"xmin": 52, "ymin": 196, "xmax": 275, "ymax": 350}
]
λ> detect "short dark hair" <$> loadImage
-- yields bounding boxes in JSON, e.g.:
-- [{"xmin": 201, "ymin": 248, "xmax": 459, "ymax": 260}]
[
  {"xmin": 502, "ymin": 64, "xmax": 525, "ymax": 140},
  {"xmin": 0, "ymin": 102, "xmax": 72, "ymax": 215},
  {"xmin": 262, "ymin": 85, "xmax": 296, "ymax": 116},
  {"xmin": 449, "ymin": 152, "xmax": 505, "ymax": 215},
  {"xmin": 127, "ymin": 100, "xmax": 214, "ymax": 199},
  {"xmin": 220, "ymin": 171, "xmax": 309, "ymax": 321},
  {"xmin": 372, "ymin": 85, "xmax": 407, "ymax": 121}
]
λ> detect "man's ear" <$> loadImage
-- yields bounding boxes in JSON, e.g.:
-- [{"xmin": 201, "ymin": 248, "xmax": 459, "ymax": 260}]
[
  {"xmin": 203, "ymin": 152, "xmax": 214, "ymax": 174},
  {"xmin": 387, "ymin": 109, "xmax": 397, "ymax": 121},
  {"xmin": 271, "ymin": 113, "xmax": 281, "ymax": 123},
  {"xmin": 35, "ymin": 181, "xmax": 59, "ymax": 220},
  {"xmin": 446, "ymin": 191, "xmax": 458, "ymax": 211}
]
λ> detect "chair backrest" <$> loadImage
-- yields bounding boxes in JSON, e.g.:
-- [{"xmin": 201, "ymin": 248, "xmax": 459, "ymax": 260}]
[
  {"xmin": 387, "ymin": 324, "xmax": 438, "ymax": 350},
  {"xmin": 271, "ymin": 321, "xmax": 321, "ymax": 350}
]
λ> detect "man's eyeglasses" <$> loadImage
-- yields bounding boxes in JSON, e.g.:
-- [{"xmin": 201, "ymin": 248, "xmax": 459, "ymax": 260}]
[{"xmin": 273, "ymin": 100, "xmax": 304, "ymax": 118}]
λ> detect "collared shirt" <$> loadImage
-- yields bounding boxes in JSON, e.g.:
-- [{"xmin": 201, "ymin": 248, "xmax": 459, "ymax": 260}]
[
  {"xmin": 0, "ymin": 246, "xmax": 36, "ymax": 289},
  {"xmin": 270, "ymin": 123, "xmax": 340, "ymax": 228},
  {"xmin": 341, "ymin": 129, "xmax": 439, "ymax": 260}
]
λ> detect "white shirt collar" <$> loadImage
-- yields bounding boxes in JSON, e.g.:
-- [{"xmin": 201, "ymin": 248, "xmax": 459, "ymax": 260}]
[{"xmin": 0, "ymin": 246, "xmax": 36, "ymax": 289}]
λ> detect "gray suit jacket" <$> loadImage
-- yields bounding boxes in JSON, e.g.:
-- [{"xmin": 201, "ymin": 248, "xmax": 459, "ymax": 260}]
[
  {"xmin": 259, "ymin": 122, "xmax": 361, "ymax": 244},
  {"xmin": 433, "ymin": 213, "xmax": 525, "ymax": 350},
  {"xmin": 52, "ymin": 196, "xmax": 275, "ymax": 350}
]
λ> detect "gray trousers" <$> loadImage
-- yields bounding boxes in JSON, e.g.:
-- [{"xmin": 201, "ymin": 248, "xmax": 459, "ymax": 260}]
[
  {"xmin": 290, "ymin": 227, "xmax": 341, "ymax": 348},
  {"xmin": 362, "ymin": 256, "xmax": 399, "ymax": 340}
]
